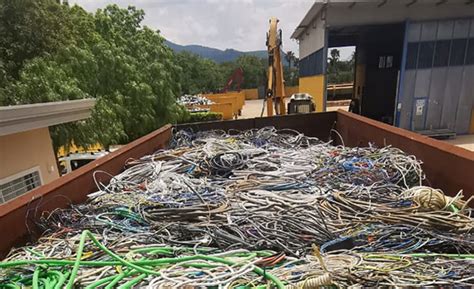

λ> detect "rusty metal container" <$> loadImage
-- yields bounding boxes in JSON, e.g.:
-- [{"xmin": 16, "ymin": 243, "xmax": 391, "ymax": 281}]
[{"xmin": 1, "ymin": 111, "xmax": 473, "ymax": 257}]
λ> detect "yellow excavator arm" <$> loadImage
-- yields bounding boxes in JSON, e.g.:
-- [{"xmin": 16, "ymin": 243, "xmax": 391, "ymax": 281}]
[{"xmin": 266, "ymin": 17, "xmax": 286, "ymax": 116}]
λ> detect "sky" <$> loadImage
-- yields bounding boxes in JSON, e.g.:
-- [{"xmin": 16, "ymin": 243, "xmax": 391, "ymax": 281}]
[{"xmin": 70, "ymin": 0, "xmax": 354, "ymax": 59}]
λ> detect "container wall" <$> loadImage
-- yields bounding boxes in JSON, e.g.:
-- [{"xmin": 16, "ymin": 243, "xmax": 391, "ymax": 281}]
[
  {"xmin": 176, "ymin": 112, "xmax": 337, "ymax": 142},
  {"xmin": 1, "ymin": 112, "xmax": 473, "ymax": 257},
  {"xmin": 336, "ymin": 110, "xmax": 474, "ymax": 197},
  {"xmin": 0, "ymin": 125, "xmax": 172, "ymax": 258}
]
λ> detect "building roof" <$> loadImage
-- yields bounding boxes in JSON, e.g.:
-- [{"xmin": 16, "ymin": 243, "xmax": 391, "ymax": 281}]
[
  {"xmin": 291, "ymin": 0, "xmax": 473, "ymax": 40},
  {"xmin": 0, "ymin": 99, "xmax": 96, "ymax": 136},
  {"xmin": 291, "ymin": 1, "xmax": 325, "ymax": 40}
]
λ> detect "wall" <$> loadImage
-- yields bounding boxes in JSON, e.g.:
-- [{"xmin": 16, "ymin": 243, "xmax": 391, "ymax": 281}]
[
  {"xmin": 299, "ymin": 11, "xmax": 326, "ymax": 59},
  {"xmin": 398, "ymin": 18, "xmax": 474, "ymax": 134},
  {"xmin": 242, "ymin": 88, "xmax": 259, "ymax": 100},
  {"xmin": 299, "ymin": 75, "xmax": 325, "ymax": 112},
  {"xmin": 336, "ymin": 110, "xmax": 474, "ymax": 198},
  {"xmin": 286, "ymin": 86, "xmax": 299, "ymax": 96},
  {"xmin": 202, "ymin": 92, "xmax": 245, "ymax": 120},
  {"xmin": 0, "ymin": 128, "xmax": 59, "ymax": 184},
  {"xmin": 298, "ymin": 11, "xmax": 326, "ymax": 113},
  {"xmin": 326, "ymin": 2, "xmax": 474, "ymax": 28}
]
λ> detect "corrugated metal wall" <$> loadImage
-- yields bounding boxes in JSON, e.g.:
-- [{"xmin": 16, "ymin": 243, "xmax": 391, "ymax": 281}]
[
  {"xmin": 299, "ymin": 48, "xmax": 324, "ymax": 77},
  {"xmin": 398, "ymin": 18, "xmax": 474, "ymax": 134}
]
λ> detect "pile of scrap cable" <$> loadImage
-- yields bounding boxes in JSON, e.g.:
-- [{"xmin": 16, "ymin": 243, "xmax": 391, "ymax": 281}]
[
  {"xmin": 1, "ymin": 127, "xmax": 473, "ymax": 288},
  {"xmin": 178, "ymin": 94, "xmax": 214, "ymax": 112}
]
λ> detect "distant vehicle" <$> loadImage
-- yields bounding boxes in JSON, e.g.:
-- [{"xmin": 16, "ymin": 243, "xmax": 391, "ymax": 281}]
[{"xmin": 58, "ymin": 151, "xmax": 109, "ymax": 175}]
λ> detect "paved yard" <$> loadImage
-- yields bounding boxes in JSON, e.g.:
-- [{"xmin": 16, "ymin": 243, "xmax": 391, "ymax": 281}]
[{"xmin": 445, "ymin": 134, "xmax": 474, "ymax": 152}]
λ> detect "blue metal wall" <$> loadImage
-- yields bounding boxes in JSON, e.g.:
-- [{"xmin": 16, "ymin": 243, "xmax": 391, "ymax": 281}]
[
  {"xmin": 398, "ymin": 18, "xmax": 474, "ymax": 134},
  {"xmin": 299, "ymin": 48, "xmax": 324, "ymax": 77}
]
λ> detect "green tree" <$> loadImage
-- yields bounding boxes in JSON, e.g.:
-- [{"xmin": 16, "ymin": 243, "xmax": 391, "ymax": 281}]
[
  {"xmin": 327, "ymin": 48, "xmax": 354, "ymax": 84},
  {"xmin": 285, "ymin": 51, "xmax": 295, "ymax": 69},
  {"xmin": 0, "ymin": 0, "xmax": 75, "ymax": 82},
  {"xmin": 3, "ymin": 4, "xmax": 183, "ymax": 151},
  {"xmin": 175, "ymin": 51, "xmax": 224, "ymax": 94},
  {"xmin": 234, "ymin": 55, "xmax": 266, "ymax": 89}
]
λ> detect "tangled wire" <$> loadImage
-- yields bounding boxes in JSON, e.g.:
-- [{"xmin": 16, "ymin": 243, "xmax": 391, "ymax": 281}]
[{"xmin": 1, "ymin": 127, "xmax": 473, "ymax": 288}]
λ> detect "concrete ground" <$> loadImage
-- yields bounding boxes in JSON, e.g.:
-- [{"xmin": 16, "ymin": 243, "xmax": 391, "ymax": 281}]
[
  {"xmin": 240, "ymin": 99, "xmax": 474, "ymax": 152},
  {"xmin": 240, "ymin": 99, "xmax": 267, "ymax": 119},
  {"xmin": 445, "ymin": 134, "xmax": 474, "ymax": 152}
]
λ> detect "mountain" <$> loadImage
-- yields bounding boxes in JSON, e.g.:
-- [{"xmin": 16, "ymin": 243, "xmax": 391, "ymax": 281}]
[{"xmin": 165, "ymin": 40, "xmax": 288, "ymax": 65}]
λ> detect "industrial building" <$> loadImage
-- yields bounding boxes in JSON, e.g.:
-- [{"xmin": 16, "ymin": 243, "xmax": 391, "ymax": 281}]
[{"xmin": 292, "ymin": 0, "xmax": 474, "ymax": 135}]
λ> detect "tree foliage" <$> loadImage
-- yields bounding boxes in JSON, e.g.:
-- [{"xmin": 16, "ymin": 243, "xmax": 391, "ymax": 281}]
[
  {"xmin": 0, "ymin": 0, "xmax": 75, "ymax": 81},
  {"xmin": 218, "ymin": 55, "xmax": 266, "ymax": 90},
  {"xmin": 1, "ymin": 2, "xmax": 183, "ymax": 151},
  {"xmin": 175, "ymin": 51, "xmax": 224, "ymax": 94},
  {"xmin": 327, "ymin": 49, "xmax": 355, "ymax": 84},
  {"xmin": 0, "ymin": 0, "xmax": 300, "ymax": 152}
]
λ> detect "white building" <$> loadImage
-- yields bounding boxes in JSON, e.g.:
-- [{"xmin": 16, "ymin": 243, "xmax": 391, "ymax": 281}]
[{"xmin": 292, "ymin": 0, "xmax": 474, "ymax": 136}]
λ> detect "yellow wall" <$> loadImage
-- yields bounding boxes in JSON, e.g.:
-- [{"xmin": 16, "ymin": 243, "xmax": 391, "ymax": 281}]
[
  {"xmin": 242, "ymin": 89, "xmax": 259, "ymax": 100},
  {"xmin": 210, "ymin": 103, "xmax": 233, "ymax": 120},
  {"xmin": 298, "ymin": 75, "xmax": 325, "ymax": 112},
  {"xmin": 0, "ymin": 128, "xmax": 59, "ymax": 184},
  {"xmin": 203, "ymin": 92, "xmax": 245, "ymax": 116}
]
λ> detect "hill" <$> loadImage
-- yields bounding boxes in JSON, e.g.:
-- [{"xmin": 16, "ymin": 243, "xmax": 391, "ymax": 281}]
[{"xmin": 164, "ymin": 40, "xmax": 287, "ymax": 65}]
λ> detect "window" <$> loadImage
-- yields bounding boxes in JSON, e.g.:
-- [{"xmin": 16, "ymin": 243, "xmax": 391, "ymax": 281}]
[
  {"xmin": 466, "ymin": 38, "xmax": 474, "ymax": 65},
  {"xmin": 0, "ymin": 168, "xmax": 42, "ymax": 203},
  {"xmin": 449, "ymin": 38, "xmax": 467, "ymax": 66},
  {"xmin": 418, "ymin": 41, "xmax": 435, "ymax": 69},
  {"xmin": 434, "ymin": 40, "xmax": 451, "ymax": 67},
  {"xmin": 406, "ymin": 42, "xmax": 419, "ymax": 69}
]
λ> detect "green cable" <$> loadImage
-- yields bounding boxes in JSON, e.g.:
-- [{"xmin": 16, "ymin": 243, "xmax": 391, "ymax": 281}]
[
  {"xmin": 0, "ymin": 252, "xmax": 271, "ymax": 268},
  {"xmin": 0, "ymin": 283, "xmax": 20, "ymax": 289},
  {"xmin": 80, "ymin": 230, "xmax": 284, "ymax": 288},
  {"xmin": 49, "ymin": 270, "xmax": 68, "ymax": 289},
  {"xmin": 104, "ymin": 270, "xmax": 132, "ymax": 289},
  {"xmin": 65, "ymin": 228, "xmax": 88, "ymax": 289},
  {"xmin": 1, "ymin": 230, "xmax": 285, "ymax": 288},
  {"xmin": 84, "ymin": 274, "xmax": 121, "ymax": 289},
  {"xmin": 117, "ymin": 273, "xmax": 147, "ymax": 289},
  {"xmin": 43, "ymin": 275, "xmax": 55, "ymax": 289},
  {"xmin": 32, "ymin": 267, "xmax": 41, "ymax": 289}
]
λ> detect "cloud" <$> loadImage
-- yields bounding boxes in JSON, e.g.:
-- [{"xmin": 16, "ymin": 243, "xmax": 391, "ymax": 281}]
[{"xmin": 69, "ymin": 0, "xmax": 315, "ymax": 56}]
